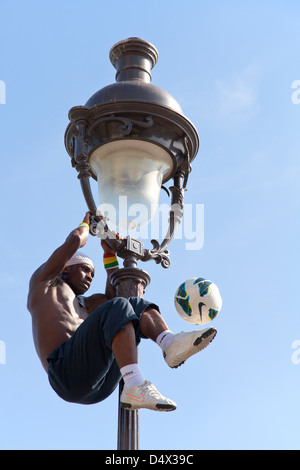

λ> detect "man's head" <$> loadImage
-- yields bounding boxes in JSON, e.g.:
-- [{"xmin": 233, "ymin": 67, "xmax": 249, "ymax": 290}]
[{"xmin": 61, "ymin": 251, "xmax": 95, "ymax": 295}]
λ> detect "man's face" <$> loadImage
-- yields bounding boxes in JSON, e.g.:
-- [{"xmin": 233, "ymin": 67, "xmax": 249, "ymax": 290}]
[{"xmin": 64, "ymin": 263, "xmax": 94, "ymax": 295}]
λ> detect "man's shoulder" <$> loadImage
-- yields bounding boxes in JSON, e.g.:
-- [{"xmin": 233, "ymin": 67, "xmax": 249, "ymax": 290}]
[
  {"xmin": 29, "ymin": 264, "xmax": 60, "ymax": 289},
  {"xmin": 27, "ymin": 272, "xmax": 69, "ymax": 313},
  {"xmin": 28, "ymin": 267, "xmax": 64, "ymax": 307}
]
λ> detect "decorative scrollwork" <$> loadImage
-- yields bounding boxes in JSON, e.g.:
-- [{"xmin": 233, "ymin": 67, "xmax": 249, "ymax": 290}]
[
  {"xmin": 74, "ymin": 121, "xmax": 91, "ymax": 179},
  {"xmin": 88, "ymin": 115, "xmax": 154, "ymax": 136},
  {"xmin": 139, "ymin": 169, "xmax": 186, "ymax": 269},
  {"xmin": 144, "ymin": 239, "xmax": 171, "ymax": 269},
  {"xmin": 119, "ymin": 115, "xmax": 154, "ymax": 135},
  {"xmin": 182, "ymin": 136, "xmax": 192, "ymax": 189}
]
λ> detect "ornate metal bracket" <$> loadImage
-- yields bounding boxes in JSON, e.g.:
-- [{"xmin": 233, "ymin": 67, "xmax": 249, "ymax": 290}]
[
  {"xmin": 141, "ymin": 172, "xmax": 185, "ymax": 268},
  {"xmin": 141, "ymin": 141, "xmax": 191, "ymax": 268}
]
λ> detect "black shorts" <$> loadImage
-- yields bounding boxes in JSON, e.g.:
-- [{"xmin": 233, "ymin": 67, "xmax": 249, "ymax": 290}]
[{"xmin": 47, "ymin": 297, "xmax": 159, "ymax": 405}]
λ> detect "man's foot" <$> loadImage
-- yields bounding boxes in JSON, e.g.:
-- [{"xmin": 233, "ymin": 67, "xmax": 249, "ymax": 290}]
[
  {"xmin": 163, "ymin": 327, "xmax": 217, "ymax": 368},
  {"xmin": 120, "ymin": 380, "xmax": 177, "ymax": 412}
]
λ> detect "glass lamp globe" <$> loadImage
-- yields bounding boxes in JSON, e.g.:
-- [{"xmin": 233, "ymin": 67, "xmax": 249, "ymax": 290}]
[{"xmin": 89, "ymin": 140, "xmax": 173, "ymax": 230}]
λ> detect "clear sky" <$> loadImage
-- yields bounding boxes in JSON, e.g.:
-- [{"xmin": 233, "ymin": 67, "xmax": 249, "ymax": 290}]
[{"xmin": 1, "ymin": 0, "xmax": 300, "ymax": 450}]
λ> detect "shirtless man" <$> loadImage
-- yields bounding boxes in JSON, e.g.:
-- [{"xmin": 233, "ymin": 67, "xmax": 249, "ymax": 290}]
[{"xmin": 27, "ymin": 212, "xmax": 217, "ymax": 410}]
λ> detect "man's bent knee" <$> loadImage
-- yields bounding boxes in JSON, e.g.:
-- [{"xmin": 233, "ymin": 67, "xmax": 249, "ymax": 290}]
[{"xmin": 94, "ymin": 297, "xmax": 139, "ymax": 349}]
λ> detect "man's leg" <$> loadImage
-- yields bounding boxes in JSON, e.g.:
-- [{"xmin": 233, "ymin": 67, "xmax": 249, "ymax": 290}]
[
  {"xmin": 111, "ymin": 321, "xmax": 147, "ymax": 393},
  {"xmin": 111, "ymin": 322, "xmax": 138, "ymax": 368},
  {"xmin": 139, "ymin": 306, "xmax": 170, "ymax": 341},
  {"xmin": 109, "ymin": 299, "xmax": 217, "ymax": 411},
  {"xmin": 138, "ymin": 305, "xmax": 218, "ymax": 369},
  {"xmin": 47, "ymin": 298, "xmax": 143, "ymax": 405},
  {"xmin": 111, "ymin": 305, "xmax": 170, "ymax": 366},
  {"xmin": 110, "ymin": 312, "xmax": 176, "ymax": 412},
  {"xmin": 113, "ymin": 302, "xmax": 217, "ymax": 371}
]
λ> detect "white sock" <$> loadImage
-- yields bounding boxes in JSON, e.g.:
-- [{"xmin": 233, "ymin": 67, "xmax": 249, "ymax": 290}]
[
  {"xmin": 120, "ymin": 363, "xmax": 144, "ymax": 389},
  {"xmin": 155, "ymin": 330, "xmax": 175, "ymax": 351}
]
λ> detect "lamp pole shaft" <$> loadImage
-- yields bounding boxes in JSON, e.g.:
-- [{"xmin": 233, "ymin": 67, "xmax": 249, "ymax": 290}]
[{"xmin": 110, "ymin": 264, "xmax": 151, "ymax": 450}]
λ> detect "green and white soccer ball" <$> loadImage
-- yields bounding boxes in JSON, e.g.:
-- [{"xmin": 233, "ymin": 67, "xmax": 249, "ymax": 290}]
[{"xmin": 174, "ymin": 277, "xmax": 222, "ymax": 325}]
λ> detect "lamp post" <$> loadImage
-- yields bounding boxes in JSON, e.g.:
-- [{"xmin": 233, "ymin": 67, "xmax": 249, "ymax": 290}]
[{"xmin": 64, "ymin": 37, "xmax": 199, "ymax": 450}]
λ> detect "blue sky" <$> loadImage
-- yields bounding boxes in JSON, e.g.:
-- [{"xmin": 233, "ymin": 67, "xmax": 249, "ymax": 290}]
[{"xmin": 1, "ymin": 0, "xmax": 300, "ymax": 450}]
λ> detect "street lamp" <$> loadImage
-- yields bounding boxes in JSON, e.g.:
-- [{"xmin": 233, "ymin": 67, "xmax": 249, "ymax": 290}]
[{"xmin": 64, "ymin": 37, "xmax": 199, "ymax": 450}]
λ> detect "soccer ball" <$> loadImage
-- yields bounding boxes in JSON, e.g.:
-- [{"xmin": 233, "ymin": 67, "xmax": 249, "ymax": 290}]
[{"xmin": 174, "ymin": 277, "xmax": 222, "ymax": 325}]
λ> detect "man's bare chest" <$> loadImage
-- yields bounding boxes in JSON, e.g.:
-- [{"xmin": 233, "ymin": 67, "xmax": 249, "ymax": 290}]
[{"xmin": 52, "ymin": 279, "xmax": 88, "ymax": 321}]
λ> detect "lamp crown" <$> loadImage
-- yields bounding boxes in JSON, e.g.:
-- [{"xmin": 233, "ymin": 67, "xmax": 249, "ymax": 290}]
[
  {"xmin": 84, "ymin": 37, "xmax": 183, "ymax": 114},
  {"xmin": 109, "ymin": 37, "xmax": 158, "ymax": 83}
]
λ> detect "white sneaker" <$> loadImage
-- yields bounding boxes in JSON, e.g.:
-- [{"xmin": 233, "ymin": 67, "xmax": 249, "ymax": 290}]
[
  {"xmin": 120, "ymin": 380, "xmax": 177, "ymax": 412},
  {"xmin": 163, "ymin": 327, "xmax": 217, "ymax": 369}
]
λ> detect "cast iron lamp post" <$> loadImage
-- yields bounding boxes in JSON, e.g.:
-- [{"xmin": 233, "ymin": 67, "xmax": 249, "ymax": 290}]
[{"xmin": 64, "ymin": 37, "xmax": 199, "ymax": 450}]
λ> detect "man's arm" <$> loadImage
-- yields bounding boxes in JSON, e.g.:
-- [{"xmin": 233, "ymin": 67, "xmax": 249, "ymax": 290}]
[
  {"xmin": 30, "ymin": 212, "xmax": 91, "ymax": 285},
  {"xmin": 82, "ymin": 238, "xmax": 120, "ymax": 313},
  {"xmin": 102, "ymin": 238, "xmax": 119, "ymax": 299}
]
